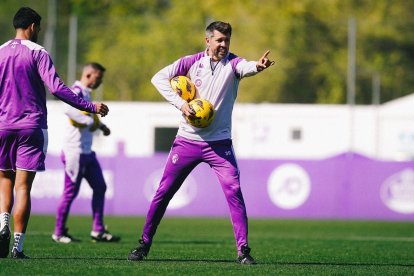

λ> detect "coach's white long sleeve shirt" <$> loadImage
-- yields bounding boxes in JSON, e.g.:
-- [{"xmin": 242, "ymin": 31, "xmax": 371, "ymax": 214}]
[{"xmin": 151, "ymin": 50, "xmax": 258, "ymax": 142}]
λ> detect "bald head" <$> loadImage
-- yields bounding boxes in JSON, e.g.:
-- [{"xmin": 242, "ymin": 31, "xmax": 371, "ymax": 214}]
[{"xmin": 80, "ymin": 62, "xmax": 105, "ymax": 89}]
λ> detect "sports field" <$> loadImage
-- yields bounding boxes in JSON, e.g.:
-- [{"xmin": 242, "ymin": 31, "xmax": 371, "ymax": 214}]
[{"xmin": 1, "ymin": 216, "xmax": 413, "ymax": 275}]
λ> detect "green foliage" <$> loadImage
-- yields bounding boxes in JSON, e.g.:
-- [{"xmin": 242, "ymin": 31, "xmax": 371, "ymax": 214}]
[{"xmin": 1, "ymin": 0, "xmax": 413, "ymax": 104}]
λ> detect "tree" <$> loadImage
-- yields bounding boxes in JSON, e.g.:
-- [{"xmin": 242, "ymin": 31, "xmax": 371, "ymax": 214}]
[{"xmin": 1, "ymin": 0, "xmax": 413, "ymax": 104}]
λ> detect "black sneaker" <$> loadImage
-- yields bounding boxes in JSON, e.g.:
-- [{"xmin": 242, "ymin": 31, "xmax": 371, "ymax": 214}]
[
  {"xmin": 11, "ymin": 248, "xmax": 29, "ymax": 259},
  {"xmin": 0, "ymin": 227, "xmax": 11, "ymax": 258},
  {"xmin": 237, "ymin": 245, "xmax": 256, "ymax": 265},
  {"xmin": 91, "ymin": 229, "xmax": 120, "ymax": 242},
  {"xmin": 127, "ymin": 239, "xmax": 150, "ymax": 261}
]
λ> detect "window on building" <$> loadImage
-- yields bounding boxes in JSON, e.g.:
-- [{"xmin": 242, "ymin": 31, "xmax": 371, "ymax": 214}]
[
  {"xmin": 154, "ymin": 127, "xmax": 178, "ymax": 152},
  {"xmin": 291, "ymin": 128, "xmax": 302, "ymax": 141}
]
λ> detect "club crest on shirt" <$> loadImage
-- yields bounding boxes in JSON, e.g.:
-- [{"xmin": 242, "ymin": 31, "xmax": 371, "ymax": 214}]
[{"xmin": 171, "ymin": 153, "xmax": 179, "ymax": 164}]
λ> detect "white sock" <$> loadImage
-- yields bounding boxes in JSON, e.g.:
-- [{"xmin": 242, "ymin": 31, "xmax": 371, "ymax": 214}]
[
  {"xmin": 0, "ymin": 212, "xmax": 10, "ymax": 231},
  {"xmin": 13, "ymin": 232, "xmax": 25, "ymax": 252}
]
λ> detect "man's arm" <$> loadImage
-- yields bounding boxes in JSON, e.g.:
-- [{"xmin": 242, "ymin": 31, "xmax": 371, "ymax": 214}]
[
  {"xmin": 65, "ymin": 107, "xmax": 94, "ymax": 127},
  {"xmin": 36, "ymin": 49, "xmax": 108, "ymax": 116},
  {"xmin": 151, "ymin": 62, "xmax": 186, "ymax": 110},
  {"xmin": 151, "ymin": 53, "xmax": 203, "ymax": 111},
  {"xmin": 235, "ymin": 50, "xmax": 275, "ymax": 79}
]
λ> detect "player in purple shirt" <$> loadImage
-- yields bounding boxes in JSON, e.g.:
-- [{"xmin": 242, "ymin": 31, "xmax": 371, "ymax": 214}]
[
  {"xmin": 0, "ymin": 7, "xmax": 109, "ymax": 259},
  {"xmin": 128, "ymin": 21, "xmax": 274, "ymax": 265}
]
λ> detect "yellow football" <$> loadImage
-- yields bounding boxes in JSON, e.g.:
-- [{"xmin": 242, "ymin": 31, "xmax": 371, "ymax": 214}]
[
  {"xmin": 185, "ymin": 98, "xmax": 215, "ymax": 128},
  {"xmin": 170, "ymin": 75, "xmax": 196, "ymax": 102}
]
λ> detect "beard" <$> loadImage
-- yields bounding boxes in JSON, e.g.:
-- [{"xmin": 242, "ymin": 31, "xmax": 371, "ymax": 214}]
[{"xmin": 214, "ymin": 48, "xmax": 228, "ymax": 60}]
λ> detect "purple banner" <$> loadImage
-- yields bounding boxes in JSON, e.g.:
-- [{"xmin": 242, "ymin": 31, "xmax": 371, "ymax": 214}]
[{"xmin": 31, "ymin": 146, "xmax": 414, "ymax": 220}]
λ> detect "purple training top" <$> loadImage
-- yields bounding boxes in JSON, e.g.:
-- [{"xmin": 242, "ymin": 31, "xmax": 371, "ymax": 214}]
[{"xmin": 0, "ymin": 39, "xmax": 96, "ymax": 130}]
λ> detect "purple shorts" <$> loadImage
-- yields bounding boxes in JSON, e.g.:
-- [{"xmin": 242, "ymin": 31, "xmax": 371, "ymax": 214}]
[{"xmin": 0, "ymin": 128, "xmax": 48, "ymax": 171}]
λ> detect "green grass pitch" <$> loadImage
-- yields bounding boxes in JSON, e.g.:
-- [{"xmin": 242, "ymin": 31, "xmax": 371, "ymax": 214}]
[{"xmin": 1, "ymin": 216, "xmax": 413, "ymax": 275}]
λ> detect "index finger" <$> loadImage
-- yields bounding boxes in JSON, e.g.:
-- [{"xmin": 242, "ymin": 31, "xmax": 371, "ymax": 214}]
[{"xmin": 262, "ymin": 50, "xmax": 270, "ymax": 59}]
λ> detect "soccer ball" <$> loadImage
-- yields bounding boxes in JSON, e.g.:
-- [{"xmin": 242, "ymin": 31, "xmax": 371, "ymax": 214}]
[
  {"xmin": 170, "ymin": 75, "xmax": 196, "ymax": 102},
  {"xmin": 186, "ymin": 98, "xmax": 215, "ymax": 128},
  {"xmin": 69, "ymin": 111, "xmax": 100, "ymax": 131}
]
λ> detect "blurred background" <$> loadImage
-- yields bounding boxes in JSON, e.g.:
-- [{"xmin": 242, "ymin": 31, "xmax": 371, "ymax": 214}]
[
  {"xmin": 1, "ymin": 0, "xmax": 414, "ymax": 220},
  {"xmin": 1, "ymin": 0, "xmax": 413, "ymax": 104}
]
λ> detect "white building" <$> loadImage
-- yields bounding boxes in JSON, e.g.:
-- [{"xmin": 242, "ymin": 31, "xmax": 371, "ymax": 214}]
[{"xmin": 46, "ymin": 94, "xmax": 414, "ymax": 161}]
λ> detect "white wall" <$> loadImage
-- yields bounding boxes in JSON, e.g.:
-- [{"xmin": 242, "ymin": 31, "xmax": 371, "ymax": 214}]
[{"xmin": 46, "ymin": 97, "xmax": 414, "ymax": 161}]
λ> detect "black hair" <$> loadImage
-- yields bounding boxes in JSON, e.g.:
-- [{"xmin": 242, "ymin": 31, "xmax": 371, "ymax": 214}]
[
  {"xmin": 13, "ymin": 7, "xmax": 41, "ymax": 29},
  {"xmin": 205, "ymin": 21, "xmax": 232, "ymax": 38},
  {"xmin": 87, "ymin": 62, "xmax": 106, "ymax": 72}
]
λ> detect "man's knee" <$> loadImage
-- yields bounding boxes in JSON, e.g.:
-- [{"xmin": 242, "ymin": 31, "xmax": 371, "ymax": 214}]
[{"xmin": 222, "ymin": 177, "xmax": 242, "ymax": 196}]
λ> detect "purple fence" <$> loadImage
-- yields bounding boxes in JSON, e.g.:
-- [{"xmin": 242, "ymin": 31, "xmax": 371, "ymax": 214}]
[{"xmin": 31, "ymin": 146, "xmax": 414, "ymax": 220}]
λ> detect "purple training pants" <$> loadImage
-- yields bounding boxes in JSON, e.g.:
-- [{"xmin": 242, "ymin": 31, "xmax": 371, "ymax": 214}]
[
  {"xmin": 141, "ymin": 136, "xmax": 249, "ymax": 254},
  {"xmin": 54, "ymin": 151, "xmax": 107, "ymax": 235}
]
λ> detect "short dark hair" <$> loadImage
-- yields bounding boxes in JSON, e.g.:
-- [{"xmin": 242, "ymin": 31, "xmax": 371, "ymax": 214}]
[
  {"xmin": 87, "ymin": 62, "xmax": 106, "ymax": 72},
  {"xmin": 205, "ymin": 21, "xmax": 232, "ymax": 38},
  {"xmin": 13, "ymin": 7, "xmax": 41, "ymax": 29}
]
